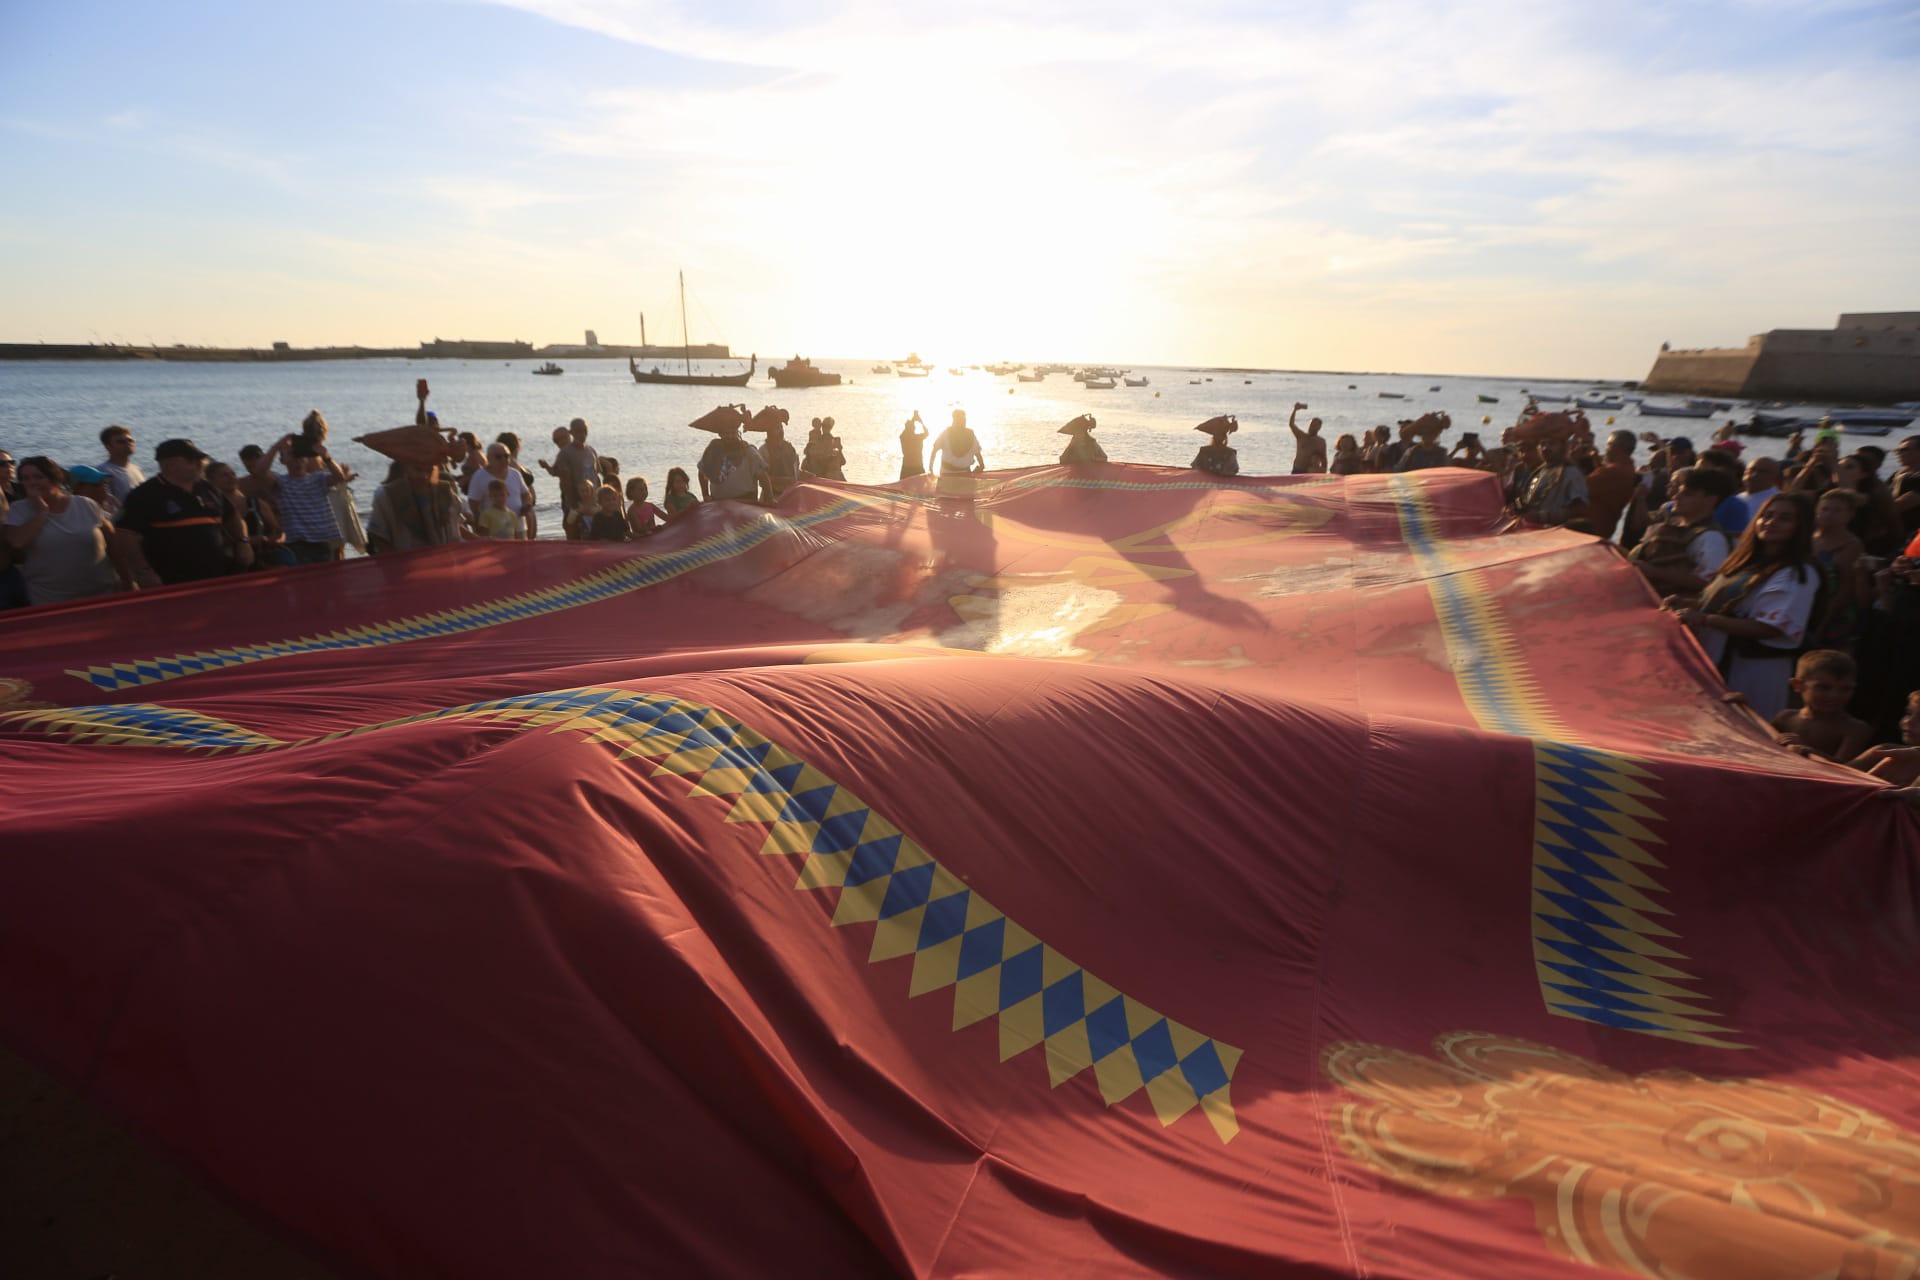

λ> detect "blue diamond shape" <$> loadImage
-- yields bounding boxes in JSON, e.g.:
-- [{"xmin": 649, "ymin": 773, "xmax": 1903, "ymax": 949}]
[
  {"xmin": 998, "ymin": 945, "xmax": 1044, "ymax": 1009},
  {"xmin": 878, "ymin": 861, "xmax": 936, "ymax": 919},
  {"xmin": 916, "ymin": 891, "xmax": 970, "ymax": 950},
  {"xmin": 1084, "ymin": 997, "xmax": 1131, "ymax": 1063},
  {"xmin": 956, "ymin": 918, "xmax": 1007, "ymax": 981},
  {"xmin": 1041, "ymin": 970, "xmax": 1085, "ymax": 1037},
  {"xmin": 1178, "ymin": 1041, "xmax": 1230, "ymax": 1097},
  {"xmin": 1130, "ymin": 1019, "xmax": 1178, "ymax": 1083}
]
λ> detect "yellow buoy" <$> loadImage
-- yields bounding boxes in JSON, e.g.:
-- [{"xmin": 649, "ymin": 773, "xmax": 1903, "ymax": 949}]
[
  {"xmin": 1606, "ymin": 416, "xmax": 1615, "ymax": 424},
  {"xmin": 1481, "ymin": 415, "xmax": 1491, "ymax": 424}
]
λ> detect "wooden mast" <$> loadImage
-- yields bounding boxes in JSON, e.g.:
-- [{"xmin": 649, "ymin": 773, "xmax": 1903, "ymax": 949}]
[{"xmin": 679, "ymin": 271, "xmax": 691, "ymax": 378}]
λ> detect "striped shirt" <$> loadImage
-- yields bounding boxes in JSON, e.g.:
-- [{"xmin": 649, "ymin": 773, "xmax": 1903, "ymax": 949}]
[{"xmin": 277, "ymin": 471, "xmax": 342, "ymax": 542}]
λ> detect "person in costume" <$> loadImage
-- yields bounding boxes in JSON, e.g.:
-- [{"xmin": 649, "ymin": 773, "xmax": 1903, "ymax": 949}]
[
  {"xmin": 1057, "ymin": 415, "xmax": 1107, "ymax": 465},
  {"xmin": 1191, "ymin": 416, "xmax": 1239, "ymax": 477},
  {"xmin": 749, "ymin": 407, "xmax": 801, "ymax": 502}
]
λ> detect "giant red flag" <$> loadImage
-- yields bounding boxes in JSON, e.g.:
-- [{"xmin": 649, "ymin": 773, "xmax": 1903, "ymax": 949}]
[{"xmin": 1, "ymin": 466, "xmax": 1915, "ymax": 1278}]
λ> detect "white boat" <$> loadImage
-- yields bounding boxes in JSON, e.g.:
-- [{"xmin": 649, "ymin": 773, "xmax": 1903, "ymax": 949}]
[
  {"xmin": 1123, "ymin": 377, "xmax": 1149, "ymax": 387},
  {"xmin": 1084, "ymin": 378, "xmax": 1117, "ymax": 390}
]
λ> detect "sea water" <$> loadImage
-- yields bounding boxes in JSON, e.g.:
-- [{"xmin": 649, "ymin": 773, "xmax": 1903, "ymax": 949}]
[{"xmin": 0, "ymin": 357, "xmax": 1652, "ymax": 533}]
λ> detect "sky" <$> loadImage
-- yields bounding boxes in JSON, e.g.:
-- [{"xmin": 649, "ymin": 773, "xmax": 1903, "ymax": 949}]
[{"xmin": 2, "ymin": 0, "xmax": 1917, "ymax": 377}]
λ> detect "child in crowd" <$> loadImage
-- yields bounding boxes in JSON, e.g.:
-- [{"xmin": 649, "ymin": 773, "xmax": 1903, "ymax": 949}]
[
  {"xmin": 1772, "ymin": 650, "xmax": 1871, "ymax": 762},
  {"xmin": 587, "ymin": 485, "xmax": 630, "ymax": 542},
  {"xmin": 565, "ymin": 479, "xmax": 598, "ymax": 540},
  {"xmin": 662, "ymin": 467, "xmax": 698, "ymax": 520},
  {"xmin": 625, "ymin": 476, "xmax": 663, "ymax": 536},
  {"xmin": 1845, "ymin": 691, "xmax": 1920, "ymax": 786},
  {"xmin": 476, "ymin": 479, "xmax": 523, "ymax": 539}
]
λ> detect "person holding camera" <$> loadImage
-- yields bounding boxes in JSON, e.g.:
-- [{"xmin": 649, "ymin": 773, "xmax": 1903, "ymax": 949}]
[
  {"xmin": 1288, "ymin": 404, "xmax": 1326, "ymax": 474},
  {"xmin": 899, "ymin": 412, "xmax": 928, "ymax": 479}
]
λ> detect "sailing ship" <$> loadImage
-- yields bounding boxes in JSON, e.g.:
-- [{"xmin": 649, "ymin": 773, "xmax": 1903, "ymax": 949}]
[{"xmin": 629, "ymin": 273, "xmax": 757, "ymax": 386}]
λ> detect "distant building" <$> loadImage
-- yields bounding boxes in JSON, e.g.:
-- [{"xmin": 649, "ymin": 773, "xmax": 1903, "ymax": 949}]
[
  {"xmin": 1643, "ymin": 312, "xmax": 1920, "ymax": 403},
  {"xmin": 272, "ymin": 341, "xmax": 290, "ymax": 352},
  {"xmin": 419, "ymin": 338, "xmax": 537, "ymax": 359}
]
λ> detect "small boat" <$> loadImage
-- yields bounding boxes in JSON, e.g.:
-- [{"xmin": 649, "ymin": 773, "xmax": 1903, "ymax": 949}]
[
  {"xmin": 870, "ymin": 364, "xmax": 893, "ymax": 375},
  {"xmin": 1750, "ymin": 410, "xmax": 1802, "ymax": 430},
  {"xmin": 1123, "ymin": 377, "xmax": 1149, "ymax": 387},
  {"xmin": 1637, "ymin": 402, "xmax": 1714, "ymax": 418},
  {"xmin": 1738, "ymin": 418, "xmax": 1807, "ymax": 439},
  {"xmin": 895, "ymin": 366, "xmax": 930, "ymax": 378},
  {"xmin": 1429, "ymin": 385, "xmax": 1441, "ymax": 392},
  {"xmin": 948, "ymin": 367, "xmax": 965, "ymax": 376},
  {"xmin": 1531, "ymin": 394, "xmax": 1571, "ymax": 403},
  {"xmin": 1017, "ymin": 372, "xmax": 1045, "ymax": 383},
  {"xmin": 1688, "ymin": 399, "xmax": 1733, "ymax": 411},
  {"xmin": 1378, "ymin": 391, "xmax": 1406, "ymax": 400},
  {"xmin": 1575, "ymin": 397, "xmax": 1625, "ymax": 410},
  {"xmin": 1188, "ymin": 379, "xmax": 1201, "ymax": 385},
  {"xmin": 1084, "ymin": 378, "xmax": 1117, "ymax": 390},
  {"xmin": 770, "ymin": 356, "xmax": 841, "ymax": 389},
  {"xmin": 1825, "ymin": 409, "xmax": 1915, "ymax": 428},
  {"xmin": 1477, "ymin": 394, "xmax": 1498, "ymax": 403},
  {"xmin": 532, "ymin": 362, "xmax": 564, "ymax": 376}
]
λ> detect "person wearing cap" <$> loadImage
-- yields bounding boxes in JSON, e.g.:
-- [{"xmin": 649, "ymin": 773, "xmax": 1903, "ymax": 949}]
[
  {"xmin": 265, "ymin": 431, "xmax": 348, "ymax": 563},
  {"xmin": 115, "ymin": 438, "xmax": 245, "ymax": 587},
  {"xmin": 1190, "ymin": 416, "xmax": 1239, "ymax": 478},
  {"xmin": 97, "ymin": 425, "xmax": 145, "ymax": 504},
  {"xmin": 65, "ymin": 463, "xmax": 120, "ymax": 518},
  {"xmin": 1057, "ymin": 415, "xmax": 1107, "ymax": 465},
  {"xmin": 804, "ymin": 417, "xmax": 846, "ymax": 481},
  {"xmin": 3, "ymin": 456, "xmax": 124, "ymax": 604}
]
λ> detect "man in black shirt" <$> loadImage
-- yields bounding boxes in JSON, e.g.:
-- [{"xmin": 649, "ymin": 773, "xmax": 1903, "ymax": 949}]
[{"xmin": 116, "ymin": 438, "xmax": 244, "ymax": 587}]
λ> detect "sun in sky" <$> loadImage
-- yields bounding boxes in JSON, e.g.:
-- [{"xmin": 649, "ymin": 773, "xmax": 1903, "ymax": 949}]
[{"xmin": 1, "ymin": 0, "xmax": 1916, "ymax": 376}]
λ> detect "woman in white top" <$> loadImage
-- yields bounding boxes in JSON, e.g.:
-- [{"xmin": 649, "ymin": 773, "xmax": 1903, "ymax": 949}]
[
  {"xmin": 2, "ymin": 457, "xmax": 121, "ymax": 605},
  {"xmin": 1665, "ymin": 491, "xmax": 1820, "ymax": 721}
]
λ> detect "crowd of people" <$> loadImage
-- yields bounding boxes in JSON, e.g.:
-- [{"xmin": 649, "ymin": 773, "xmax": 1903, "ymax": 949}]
[{"xmin": 4, "ymin": 387, "xmax": 1916, "ymax": 780}]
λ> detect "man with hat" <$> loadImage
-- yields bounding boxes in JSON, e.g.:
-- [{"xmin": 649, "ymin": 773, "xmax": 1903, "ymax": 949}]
[
  {"xmin": 1191, "ymin": 416, "xmax": 1239, "ymax": 477},
  {"xmin": 115, "ymin": 438, "xmax": 245, "ymax": 587},
  {"xmin": 748, "ymin": 407, "xmax": 801, "ymax": 501},
  {"xmin": 1057, "ymin": 414, "xmax": 1107, "ymax": 464},
  {"xmin": 694, "ymin": 406, "xmax": 767, "ymax": 502}
]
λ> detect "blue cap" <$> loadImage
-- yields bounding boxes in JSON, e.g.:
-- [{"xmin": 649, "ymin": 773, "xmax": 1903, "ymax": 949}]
[{"xmin": 67, "ymin": 464, "xmax": 111, "ymax": 484}]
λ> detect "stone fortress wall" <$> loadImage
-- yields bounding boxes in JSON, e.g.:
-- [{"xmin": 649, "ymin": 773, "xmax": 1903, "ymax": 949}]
[{"xmin": 1644, "ymin": 312, "xmax": 1920, "ymax": 402}]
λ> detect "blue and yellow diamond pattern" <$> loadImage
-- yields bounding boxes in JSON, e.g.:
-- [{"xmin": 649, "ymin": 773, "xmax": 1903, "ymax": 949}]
[
  {"xmin": 1, "ymin": 685, "xmax": 1245, "ymax": 1140},
  {"xmin": 1391, "ymin": 477, "xmax": 1740, "ymax": 1049},
  {"xmin": 65, "ymin": 494, "xmax": 897, "ymax": 692}
]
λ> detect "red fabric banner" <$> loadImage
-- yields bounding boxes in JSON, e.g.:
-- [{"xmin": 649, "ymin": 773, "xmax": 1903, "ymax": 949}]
[{"xmin": 2, "ymin": 465, "xmax": 1915, "ymax": 1278}]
